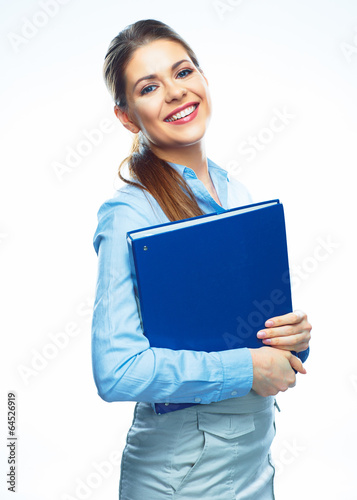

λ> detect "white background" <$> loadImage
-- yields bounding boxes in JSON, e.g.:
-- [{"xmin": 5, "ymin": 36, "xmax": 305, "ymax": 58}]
[{"xmin": 1, "ymin": 1, "xmax": 356, "ymax": 498}]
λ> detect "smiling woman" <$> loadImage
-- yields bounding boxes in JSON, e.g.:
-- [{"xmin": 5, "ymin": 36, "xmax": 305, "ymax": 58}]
[{"xmin": 92, "ymin": 18, "xmax": 311, "ymax": 500}]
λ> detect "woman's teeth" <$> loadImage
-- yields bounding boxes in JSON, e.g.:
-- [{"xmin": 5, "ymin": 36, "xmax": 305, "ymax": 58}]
[{"xmin": 165, "ymin": 104, "xmax": 197, "ymax": 122}]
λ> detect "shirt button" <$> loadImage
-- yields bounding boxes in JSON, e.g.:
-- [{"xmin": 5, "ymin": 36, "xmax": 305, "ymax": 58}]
[
  {"xmin": 164, "ymin": 403, "xmax": 170, "ymax": 406},
  {"xmin": 194, "ymin": 397, "xmax": 202, "ymax": 403},
  {"xmin": 184, "ymin": 169, "xmax": 196, "ymax": 179},
  {"xmin": 231, "ymin": 391, "xmax": 238, "ymax": 396}
]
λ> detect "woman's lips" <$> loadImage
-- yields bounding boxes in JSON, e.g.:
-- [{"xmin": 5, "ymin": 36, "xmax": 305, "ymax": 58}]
[{"xmin": 164, "ymin": 103, "xmax": 199, "ymax": 125}]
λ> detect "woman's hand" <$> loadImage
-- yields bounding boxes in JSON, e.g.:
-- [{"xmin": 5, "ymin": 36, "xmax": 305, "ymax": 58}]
[
  {"xmin": 248, "ymin": 347, "xmax": 306, "ymax": 397},
  {"xmin": 256, "ymin": 310, "xmax": 312, "ymax": 353}
]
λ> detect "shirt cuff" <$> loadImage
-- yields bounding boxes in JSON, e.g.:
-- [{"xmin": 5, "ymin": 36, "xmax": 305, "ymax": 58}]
[{"xmin": 217, "ymin": 347, "xmax": 253, "ymax": 400}]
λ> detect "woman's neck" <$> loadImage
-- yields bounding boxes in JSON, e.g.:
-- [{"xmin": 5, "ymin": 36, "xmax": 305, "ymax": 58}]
[
  {"xmin": 150, "ymin": 141, "xmax": 210, "ymax": 185},
  {"xmin": 150, "ymin": 140, "xmax": 222, "ymax": 207}
]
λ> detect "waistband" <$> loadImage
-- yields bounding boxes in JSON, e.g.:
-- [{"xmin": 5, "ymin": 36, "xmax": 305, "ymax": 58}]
[
  {"xmin": 153, "ymin": 391, "xmax": 274, "ymax": 416},
  {"xmin": 189, "ymin": 391, "xmax": 274, "ymax": 414}
]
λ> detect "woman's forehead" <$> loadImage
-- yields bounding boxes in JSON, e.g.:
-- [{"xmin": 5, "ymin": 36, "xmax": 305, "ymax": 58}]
[{"xmin": 125, "ymin": 39, "xmax": 192, "ymax": 87}]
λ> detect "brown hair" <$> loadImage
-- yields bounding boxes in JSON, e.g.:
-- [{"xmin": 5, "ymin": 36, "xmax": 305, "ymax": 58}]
[{"xmin": 103, "ymin": 19, "xmax": 206, "ymax": 221}]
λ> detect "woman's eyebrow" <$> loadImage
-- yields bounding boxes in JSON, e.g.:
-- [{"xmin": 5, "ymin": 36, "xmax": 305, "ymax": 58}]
[{"xmin": 132, "ymin": 59, "xmax": 192, "ymax": 92}]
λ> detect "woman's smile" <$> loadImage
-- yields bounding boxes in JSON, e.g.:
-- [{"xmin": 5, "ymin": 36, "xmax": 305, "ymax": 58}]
[{"xmin": 164, "ymin": 102, "xmax": 199, "ymax": 123}]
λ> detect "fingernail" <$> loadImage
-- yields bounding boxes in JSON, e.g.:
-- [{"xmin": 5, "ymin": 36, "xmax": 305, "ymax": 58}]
[
  {"xmin": 265, "ymin": 320, "xmax": 274, "ymax": 327},
  {"xmin": 257, "ymin": 331, "xmax": 266, "ymax": 339},
  {"xmin": 263, "ymin": 338, "xmax": 272, "ymax": 344}
]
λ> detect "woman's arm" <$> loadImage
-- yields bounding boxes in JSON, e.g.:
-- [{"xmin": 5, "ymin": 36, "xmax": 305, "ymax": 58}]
[{"xmin": 91, "ymin": 195, "xmax": 253, "ymax": 404}]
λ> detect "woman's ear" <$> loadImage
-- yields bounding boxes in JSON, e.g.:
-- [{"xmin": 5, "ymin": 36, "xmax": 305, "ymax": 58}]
[{"xmin": 114, "ymin": 105, "xmax": 141, "ymax": 134}]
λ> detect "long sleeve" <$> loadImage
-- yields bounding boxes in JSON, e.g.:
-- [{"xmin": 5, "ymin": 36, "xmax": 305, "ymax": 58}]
[{"xmin": 91, "ymin": 194, "xmax": 253, "ymax": 404}]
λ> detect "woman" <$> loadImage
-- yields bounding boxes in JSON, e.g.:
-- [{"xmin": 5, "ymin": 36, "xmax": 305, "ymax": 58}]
[{"xmin": 91, "ymin": 19, "xmax": 312, "ymax": 499}]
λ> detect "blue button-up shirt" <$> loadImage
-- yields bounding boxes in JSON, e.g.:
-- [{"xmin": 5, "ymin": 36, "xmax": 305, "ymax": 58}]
[{"xmin": 91, "ymin": 157, "xmax": 309, "ymax": 410}]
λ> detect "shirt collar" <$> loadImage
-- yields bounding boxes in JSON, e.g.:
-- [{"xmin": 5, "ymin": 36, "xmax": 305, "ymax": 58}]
[{"xmin": 167, "ymin": 157, "xmax": 230, "ymax": 182}]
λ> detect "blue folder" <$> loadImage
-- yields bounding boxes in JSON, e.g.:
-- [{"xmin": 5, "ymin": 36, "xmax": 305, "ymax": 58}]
[{"xmin": 126, "ymin": 199, "xmax": 293, "ymax": 414}]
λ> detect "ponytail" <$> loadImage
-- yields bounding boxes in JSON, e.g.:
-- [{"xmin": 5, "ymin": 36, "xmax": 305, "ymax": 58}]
[{"xmin": 118, "ymin": 134, "xmax": 205, "ymax": 221}]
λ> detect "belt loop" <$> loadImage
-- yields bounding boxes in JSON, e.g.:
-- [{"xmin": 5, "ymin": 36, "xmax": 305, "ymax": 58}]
[{"xmin": 274, "ymin": 399, "xmax": 281, "ymax": 412}]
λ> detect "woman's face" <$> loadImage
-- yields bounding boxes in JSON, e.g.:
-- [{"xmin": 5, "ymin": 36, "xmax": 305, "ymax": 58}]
[{"xmin": 117, "ymin": 39, "xmax": 212, "ymax": 154}]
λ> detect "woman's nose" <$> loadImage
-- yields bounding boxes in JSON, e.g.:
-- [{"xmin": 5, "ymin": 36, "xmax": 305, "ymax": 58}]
[{"xmin": 164, "ymin": 81, "xmax": 187, "ymax": 102}]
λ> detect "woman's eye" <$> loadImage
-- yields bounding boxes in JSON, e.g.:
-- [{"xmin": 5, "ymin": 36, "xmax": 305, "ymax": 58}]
[
  {"xmin": 177, "ymin": 69, "xmax": 193, "ymax": 78},
  {"xmin": 140, "ymin": 84, "xmax": 157, "ymax": 96}
]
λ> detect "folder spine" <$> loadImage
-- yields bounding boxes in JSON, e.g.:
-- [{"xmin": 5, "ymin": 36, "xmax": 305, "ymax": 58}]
[{"xmin": 127, "ymin": 235, "xmax": 144, "ymax": 331}]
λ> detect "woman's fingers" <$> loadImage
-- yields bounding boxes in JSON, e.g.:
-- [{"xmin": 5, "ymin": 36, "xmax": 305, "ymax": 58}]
[
  {"xmin": 256, "ymin": 309, "xmax": 312, "ymax": 352},
  {"xmin": 288, "ymin": 353, "xmax": 307, "ymax": 375},
  {"xmin": 264, "ymin": 310, "xmax": 306, "ymax": 328},
  {"xmin": 259, "ymin": 334, "xmax": 310, "ymax": 352}
]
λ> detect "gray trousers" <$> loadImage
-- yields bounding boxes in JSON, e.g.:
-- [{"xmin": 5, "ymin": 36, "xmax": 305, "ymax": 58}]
[{"xmin": 119, "ymin": 391, "xmax": 276, "ymax": 499}]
